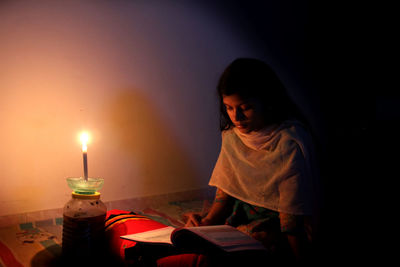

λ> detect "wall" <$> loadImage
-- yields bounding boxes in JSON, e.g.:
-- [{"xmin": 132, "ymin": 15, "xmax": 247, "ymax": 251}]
[
  {"xmin": 0, "ymin": 0, "xmax": 274, "ymax": 216},
  {"xmin": 0, "ymin": 0, "xmax": 331, "ymax": 218}
]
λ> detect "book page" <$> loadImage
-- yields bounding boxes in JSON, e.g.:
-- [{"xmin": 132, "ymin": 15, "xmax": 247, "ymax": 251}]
[
  {"xmin": 121, "ymin": 226, "xmax": 175, "ymax": 244},
  {"xmin": 183, "ymin": 225, "xmax": 266, "ymax": 252},
  {"xmin": 121, "ymin": 225, "xmax": 267, "ymax": 253}
]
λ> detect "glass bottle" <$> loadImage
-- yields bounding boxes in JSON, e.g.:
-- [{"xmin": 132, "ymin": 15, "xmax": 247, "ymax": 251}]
[{"xmin": 62, "ymin": 191, "xmax": 107, "ymax": 261}]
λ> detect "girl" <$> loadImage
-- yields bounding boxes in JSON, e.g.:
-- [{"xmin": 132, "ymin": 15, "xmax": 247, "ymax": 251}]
[{"xmin": 184, "ymin": 58, "xmax": 321, "ymax": 265}]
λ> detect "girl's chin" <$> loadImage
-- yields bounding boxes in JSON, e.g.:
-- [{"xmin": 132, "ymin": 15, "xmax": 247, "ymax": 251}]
[{"xmin": 236, "ymin": 126, "xmax": 252, "ymax": 133}]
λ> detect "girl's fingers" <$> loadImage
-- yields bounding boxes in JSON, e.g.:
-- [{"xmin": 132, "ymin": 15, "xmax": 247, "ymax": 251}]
[{"xmin": 185, "ymin": 213, "xmax": 202, "ymax": 227}]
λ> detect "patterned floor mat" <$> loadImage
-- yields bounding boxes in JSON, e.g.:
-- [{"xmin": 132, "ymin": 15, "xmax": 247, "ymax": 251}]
[{"xmin": 0, "ymin": 199, "xmax": 205, "ymax": 267}]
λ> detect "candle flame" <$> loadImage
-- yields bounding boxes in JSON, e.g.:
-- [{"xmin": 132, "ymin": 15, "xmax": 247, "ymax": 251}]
[{"xmin": 80, "ymin": 132, "xmax": 90, "ymax": 152}]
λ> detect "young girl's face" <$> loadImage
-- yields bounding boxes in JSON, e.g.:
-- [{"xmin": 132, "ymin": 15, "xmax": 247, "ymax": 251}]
[{"xmin": 222, "ymin": 94, "xmax": 267, "ymax": 133}]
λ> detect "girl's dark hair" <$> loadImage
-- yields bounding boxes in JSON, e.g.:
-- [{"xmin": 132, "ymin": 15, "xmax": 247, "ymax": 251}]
[{"xmin": 217, "ymin": 58, "xmax": 308, "ymax": 131}]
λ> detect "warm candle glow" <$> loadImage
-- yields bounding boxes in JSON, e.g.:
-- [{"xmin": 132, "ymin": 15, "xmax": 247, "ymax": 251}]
[
  {"xmin": 80, "ymin": 132, "xmax": 90, "ymax": 152},
  {"xmin": 80, "ymin": 131, "xmax": 90, "ymax": 181}
]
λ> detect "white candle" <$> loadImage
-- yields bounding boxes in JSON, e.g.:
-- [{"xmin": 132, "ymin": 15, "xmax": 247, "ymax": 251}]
[{"xmin": 80, "ymin": 132, "xmax": 89, "ymax": 181}]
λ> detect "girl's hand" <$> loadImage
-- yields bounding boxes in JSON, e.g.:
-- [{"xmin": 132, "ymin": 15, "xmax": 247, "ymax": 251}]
[{"xmin": 183, "ymin": 212, "xmax": 203, "ymax": 227}]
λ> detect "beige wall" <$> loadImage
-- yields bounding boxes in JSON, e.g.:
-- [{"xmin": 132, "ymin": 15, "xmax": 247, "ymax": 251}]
[{"xmin": 0, "ymin": 1, "xmax": 262, "ymax": 216}]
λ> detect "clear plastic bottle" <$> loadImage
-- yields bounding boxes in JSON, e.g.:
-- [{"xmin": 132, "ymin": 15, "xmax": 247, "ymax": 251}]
[{"xmin": 62, "ymin": 192, "xmax": 107, "ymax": 261}]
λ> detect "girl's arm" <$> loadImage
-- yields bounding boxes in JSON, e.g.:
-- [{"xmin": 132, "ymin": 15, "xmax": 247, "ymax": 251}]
[
  {"xmin": 185, "ymin": 188, "xmax": 234, "ymax": 226},
  {"xmin": 279, "ymin": 213, "xmax": 313, "ymax": 263}
]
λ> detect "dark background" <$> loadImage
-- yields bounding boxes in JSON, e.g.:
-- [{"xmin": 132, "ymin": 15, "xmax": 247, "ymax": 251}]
[{"xmin": 210, "ymin": 0, "xmax": 390, "ymax": 263}]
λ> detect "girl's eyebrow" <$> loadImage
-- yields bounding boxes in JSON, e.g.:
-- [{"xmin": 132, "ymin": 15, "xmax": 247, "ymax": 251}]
[{"xmin": 223, "ymin": 100, "xmax": 248, "ymax": 106}]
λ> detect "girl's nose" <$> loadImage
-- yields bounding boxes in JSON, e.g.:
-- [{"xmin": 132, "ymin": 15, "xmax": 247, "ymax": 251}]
[{"xmin": 235, "ymin": 109, "xmax": 245, "ymax": 121}]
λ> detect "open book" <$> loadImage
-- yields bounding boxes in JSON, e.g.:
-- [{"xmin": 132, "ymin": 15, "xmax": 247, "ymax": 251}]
[{"xmin": 120, "ymin": 225, "xmax": 267, "ymax": 253}]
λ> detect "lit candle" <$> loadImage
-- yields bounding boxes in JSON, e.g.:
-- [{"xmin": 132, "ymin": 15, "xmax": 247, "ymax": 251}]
[{"xmin": 80, "ymin": 132, "xmax": 89, "ymax": 181}]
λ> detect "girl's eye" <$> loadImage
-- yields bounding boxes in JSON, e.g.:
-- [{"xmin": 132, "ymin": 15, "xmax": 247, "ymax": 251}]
[
  {"xmin": 241, "ymin": 105, "xmax": 253, "ymax": 111},
  {"xmin": 225, "ymin": 105, "xmax": 233, "ymax": 111}
]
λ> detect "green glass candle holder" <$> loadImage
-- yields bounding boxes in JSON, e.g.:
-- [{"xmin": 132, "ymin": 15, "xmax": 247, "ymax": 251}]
[{"xmin": 66, "ymin": 177, "xmax": 104, "ymax": 194}]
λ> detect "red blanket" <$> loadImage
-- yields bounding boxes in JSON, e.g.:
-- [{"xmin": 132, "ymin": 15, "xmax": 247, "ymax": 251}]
[{"xmin": 105, "ymin": 209, "xmax": 209, "ymax": 266}]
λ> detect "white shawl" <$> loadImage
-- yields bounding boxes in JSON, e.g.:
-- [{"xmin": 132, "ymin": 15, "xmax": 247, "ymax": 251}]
[{"xmin": 209, "ymin": 120, "xmax": 319, "ymax": 215}]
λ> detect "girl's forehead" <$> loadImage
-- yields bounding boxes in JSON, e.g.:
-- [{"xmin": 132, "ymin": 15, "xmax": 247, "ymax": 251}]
[{"xmin": 223, "ymin": 94, "xmax": 260, "ymax": 104}]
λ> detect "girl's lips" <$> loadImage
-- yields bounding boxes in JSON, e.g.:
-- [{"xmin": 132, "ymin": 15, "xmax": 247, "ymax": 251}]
[{"xmin": 235, "ymin": 124, "xmax": 248, "ymax": 129}]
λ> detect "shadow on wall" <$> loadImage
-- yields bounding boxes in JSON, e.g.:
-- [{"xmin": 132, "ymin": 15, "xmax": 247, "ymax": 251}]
[{"xmin": 105, "ymin": 89, "xmax": 201, "ymax": 195}]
